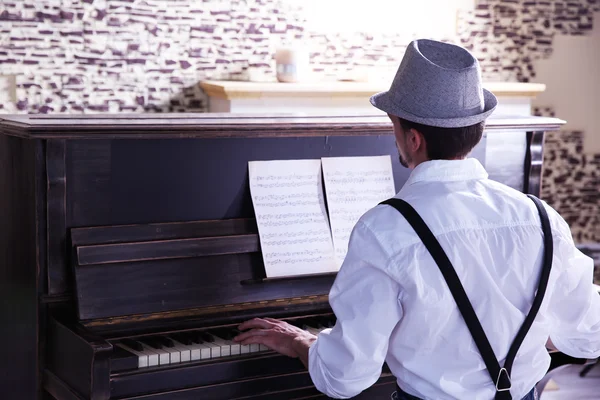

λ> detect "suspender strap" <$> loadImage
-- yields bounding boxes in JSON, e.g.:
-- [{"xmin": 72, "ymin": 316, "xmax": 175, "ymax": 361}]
[{"xmin": 380, "ymin": 195, "xmax": 553, "ymax": 400}]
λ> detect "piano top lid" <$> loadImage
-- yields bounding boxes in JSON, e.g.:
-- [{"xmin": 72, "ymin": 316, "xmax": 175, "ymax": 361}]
[{"xmin": 0, "ymin": 113, "xmax": 566, "ymax": 139}]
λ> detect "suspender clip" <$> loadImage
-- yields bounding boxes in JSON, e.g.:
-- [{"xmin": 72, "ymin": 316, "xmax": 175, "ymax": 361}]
[{"xmin": 495, "ymin": 367, "xmax": 511, "ymax": 392}]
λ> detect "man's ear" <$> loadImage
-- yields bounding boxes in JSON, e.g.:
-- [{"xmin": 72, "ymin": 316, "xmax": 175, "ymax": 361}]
[{"xmin": 407, "ymin": 128, "xmax": 423, "ymax": 151}]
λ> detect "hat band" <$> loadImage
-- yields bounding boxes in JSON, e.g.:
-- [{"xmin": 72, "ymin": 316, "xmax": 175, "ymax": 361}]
[{"xmin": 394, "ymin": 94, "xmax": 485, "ymax": 119}]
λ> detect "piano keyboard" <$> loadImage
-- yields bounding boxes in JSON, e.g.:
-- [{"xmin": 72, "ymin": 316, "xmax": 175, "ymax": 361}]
[{"xmin": 112, "ymin": 316, "xmax": 335, "ymax": 370}]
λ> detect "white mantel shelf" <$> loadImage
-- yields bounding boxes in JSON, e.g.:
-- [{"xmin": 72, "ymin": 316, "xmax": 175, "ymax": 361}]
[{"xmin": 199, "ymin": 80, "xmax": 546, "ymax": 116}]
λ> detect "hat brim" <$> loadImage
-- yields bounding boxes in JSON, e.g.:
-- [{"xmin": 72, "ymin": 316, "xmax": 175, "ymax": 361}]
[{"xmin": 370, "ymin": 88, "xmax": 498, "ymax": 128}]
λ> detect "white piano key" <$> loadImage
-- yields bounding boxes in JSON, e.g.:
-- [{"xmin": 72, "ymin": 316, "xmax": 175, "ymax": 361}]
[
  {"xmin": 209, "ymin": 335, "xmax": 231, "ymax": 357},
  {"xmin": 185, "ymin": 332, "xmax": 217, "ymax": 359},
  {"xmin": 230, "ymin": 329, "xmax": 250, "ymax": 354},
  {"xmin": 173, "ymin": 344, "xmax": 190, "ymax": 362},
  {"xmin": 212, "ymin": 330, "xmax": 241, "ymax": 356},
  {"xmin": 249, "ymin": 343, "xmax": 261, "ymax": 353},
  {"xmin": 164, "ymin": 346, "xmax": 181, "ymax": 363},
  {"xmin": 240, "ymin": 343, "xmax": 251, "ymax": 354},
  {"xmin": 139, "ymin": 343, "xmax": 169, "ymax": 365},
  {"xmin": 200, "ymin": 339, "xmax": 222, "ymax": 358},
  {"xmin": 259, "ymin": 344, "xmax": 269, "ymax": 351},
  {"xmin": 195, "ymin": 342, "xmax": 213, "ymax": 360},
  {"xmin": 116, "ymin": 343, "xmax": 148, "ymax": 368},
  {"xmin": 167, "ymin": 338, "xmax": 192, "ymax": 362},
  {"xmin": 132, "ymin": 342, "xmax": 159, "ymax": 367}
]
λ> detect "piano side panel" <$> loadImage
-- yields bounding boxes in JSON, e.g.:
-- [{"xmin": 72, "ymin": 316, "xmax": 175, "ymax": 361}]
[
  {"xmin": 0, "ymin": 135, "xmax": 41, "ymax": 400},
  {"xmin": 44, "ymin": 370, "xmax": 86, "ymax": 400},
  {"xmin": 46, "ymin": 317, "xmax": 112, "ymax": 399}
]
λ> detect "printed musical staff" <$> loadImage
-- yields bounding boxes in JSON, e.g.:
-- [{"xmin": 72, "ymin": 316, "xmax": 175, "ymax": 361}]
[
  {"xmin": 248, "ymin": 159, "xmax": 337, "ymax": 278},
  {"xmin": 322, "ymin": 156, "xmax": 396, "ymax": 267}
]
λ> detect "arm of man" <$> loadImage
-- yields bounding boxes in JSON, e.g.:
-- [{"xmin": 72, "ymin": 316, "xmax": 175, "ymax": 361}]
[
  {"xmin": 546, "ymin": 223, "xmax": 600, "ymax": 359},
  {"xmin": 235, "ymin": 219, "xmax": 403, "ymax": 399}
]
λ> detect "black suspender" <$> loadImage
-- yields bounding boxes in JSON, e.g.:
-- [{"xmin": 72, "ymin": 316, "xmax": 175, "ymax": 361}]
[{"xmin": 380, "ymin": 195, "xmax": 553, "ymax": 400}]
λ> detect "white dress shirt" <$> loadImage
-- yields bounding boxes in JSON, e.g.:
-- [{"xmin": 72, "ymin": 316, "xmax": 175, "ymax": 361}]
[{"xmin": 308, "ymin": 158, "xmax": 600, "ymax": 400}]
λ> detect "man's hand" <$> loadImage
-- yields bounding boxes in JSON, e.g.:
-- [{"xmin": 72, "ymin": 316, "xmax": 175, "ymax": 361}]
[{"xmin": 233, "ymin": 317, "xmax": 317, "ymax": 366}]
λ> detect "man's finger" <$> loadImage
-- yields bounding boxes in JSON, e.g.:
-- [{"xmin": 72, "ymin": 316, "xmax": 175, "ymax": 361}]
[
  {"xmin": 238, "ymin": 318, "xmax": 275, "ymax": 331},
  {"xmin": 263, "ymin": 317, "xmax": 281, "ymax": 323},
  {"xmin": 240, "ymin": 336, "xmax": 270, "ymax": 348},
  {"xmin": 233, "ymin": 328, "xmax": 270, "ymax": 342}
]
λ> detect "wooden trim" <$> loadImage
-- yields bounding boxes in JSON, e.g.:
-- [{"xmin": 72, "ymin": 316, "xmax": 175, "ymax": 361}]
[
  {"xmin": 0, "ymin": 114, "xmax": 566, "ymax": 139},
  {"xmin": 483, "ymin": 82, "xmax": 547, "ymax": 98},
  {"xmin": 40, "ymin": 294, "xmax": 72, "ymax": 304},
  {"xmin": 76, "ymin": 234, "xmax": 260, "ymax": 265},
  {"xmin": 71, "ymin": 218, "xmax": 257, "ymax": 246},
  {"xmin": 82, "ymin": 294, "xmax": 330, "ymax": 329},
  {"xmin": 199, "ymin": 80, "xmax": 547, "ymax": 100},
  {"xmin": 46, "ymin": 140, "xmax": 68, "ymax": 295}
]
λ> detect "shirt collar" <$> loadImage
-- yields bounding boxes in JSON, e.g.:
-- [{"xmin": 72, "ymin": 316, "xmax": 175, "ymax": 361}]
[{"xmin": 402, "ymin": 158, "xmax": 489, "ymax": 188}]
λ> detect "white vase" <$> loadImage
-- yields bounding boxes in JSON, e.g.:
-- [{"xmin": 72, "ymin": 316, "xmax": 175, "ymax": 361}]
[{"xmin": 274, "ymin": 47, "xmax": 310, "ymax": 83}]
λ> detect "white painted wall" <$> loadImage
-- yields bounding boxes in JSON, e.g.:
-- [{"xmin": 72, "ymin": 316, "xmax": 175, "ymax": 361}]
[
  {"xmin": 533, "ymin": 12, "xmax": 600, "ymax": 153},
  {"xmin": 288, "ymin": 0, "xmax": 474, "ymax": 38}
]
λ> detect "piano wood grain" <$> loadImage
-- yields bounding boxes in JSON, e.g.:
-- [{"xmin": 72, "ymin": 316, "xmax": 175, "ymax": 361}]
[
  {"xmin": 47, "ymin": 318, "xmax": 111, "ymax": 399},
  {"xmin": 0, "ymin": 134, "xmax": 41, "ymax": 400},
  {"xmin": 110, "ymin": 354, "xmax": 395, "ymax": 400},
  {"xmin": 46, "ymin": 140, "xmax": 68, "ymax": 295},
  {"xmin": 76, "ymin": 234, "xmax": 260, "ymax": 265},
  {"xmin": 71, "ymin": 218, "xmax": 258, "ymax": 246}
]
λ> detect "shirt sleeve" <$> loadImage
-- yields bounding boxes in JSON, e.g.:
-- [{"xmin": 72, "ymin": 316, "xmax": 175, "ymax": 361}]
[
  {"xmin": 308, "ymin": 220, "xmax": 403, "ymax": 399},
  {"xmin": 547, "ymin": 220, "xmax": 600, "ymax": 359}
]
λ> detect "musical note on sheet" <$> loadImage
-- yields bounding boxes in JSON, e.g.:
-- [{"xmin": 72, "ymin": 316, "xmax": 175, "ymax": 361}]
[
  {"xmin": 322, "ymin": 156, "xmax": 396, "ymax": 267},
  {"xmin": 249, "ymin": 159, "xmax": 337, "ymax": 278}
]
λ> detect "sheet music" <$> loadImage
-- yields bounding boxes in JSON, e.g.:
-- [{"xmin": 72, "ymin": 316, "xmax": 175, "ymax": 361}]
[
  {"xmin": 249, "ymin": 159, "xmax": 337, "ymax": 278},
  {"xmin": 322, "ymin": 156, "xmax": 396, "ymax": 267}
]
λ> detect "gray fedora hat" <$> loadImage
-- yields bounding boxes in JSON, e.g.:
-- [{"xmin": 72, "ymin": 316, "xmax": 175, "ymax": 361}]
[{"xmin": 370, "ymin": 39, "xmax": 497, "ymax": 128}]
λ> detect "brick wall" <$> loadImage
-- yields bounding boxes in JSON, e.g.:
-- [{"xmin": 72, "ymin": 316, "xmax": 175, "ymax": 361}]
[{"xmin": 1, "ymin": 0, "xmax": 599, "ymax": 243}]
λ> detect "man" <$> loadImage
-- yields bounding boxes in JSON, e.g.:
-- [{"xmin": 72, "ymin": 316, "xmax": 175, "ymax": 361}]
[{"xmin": 234, "ymin": 39, "xmax": 600, "ymax": 399}]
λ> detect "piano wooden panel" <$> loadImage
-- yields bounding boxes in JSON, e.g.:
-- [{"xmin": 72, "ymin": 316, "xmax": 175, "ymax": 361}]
[
  {"xmin": 0, "ymin": 134, "xmax": 42, "ymax": 400},
  {"xmin": 46, "ymin": 318, "xmax": 111, "ymax": 399},
  {"xmin": 0, "ymin": 113, "xmax": 566, "ymax": 400}
]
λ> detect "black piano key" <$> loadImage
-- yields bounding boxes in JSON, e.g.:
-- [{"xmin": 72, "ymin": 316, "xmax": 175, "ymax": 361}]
[
  {"xmin": 299, "ymin": 318, "xmax": 316, "ymax": 329},
  {"xmin": 287, "ymin": 319, "xmax": 303, "ymax": 328},
  {"xmin": 156, "ymin": 336, "xmax": 175, "ymax": 348},
  {"xmin": 212, "ymin": 328, "xmax": 234, "ymax": 340},
  {"xmin": 188, "ymin": 331, "xmax": 205, "ymax": 344},
  {"xmin": 121, "ymin": 338, "xmax": 144, "ymax": 352},
  {"xmin": 139, "ymin": 337, "xmax": 163, "ymax": 349},
  {"xmin": 199, "ymin": 332, "xmax": 215, "ymax": 343},
  {"xmin": 111, "ymin": 344, "xmax": 140, "ymax": 372},
  {"xmin": 231, "ymin": 328, "xmax": 242, "ymax": 337},
  {"xmin": 170, "ymin": 332, "xmax": 193, "ymax": 345}
]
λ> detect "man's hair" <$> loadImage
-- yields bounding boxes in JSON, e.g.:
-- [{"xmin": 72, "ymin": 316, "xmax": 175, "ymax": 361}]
[{"xmin": 398, "ymin": 118, "xmax": 485, "ymax": 160}]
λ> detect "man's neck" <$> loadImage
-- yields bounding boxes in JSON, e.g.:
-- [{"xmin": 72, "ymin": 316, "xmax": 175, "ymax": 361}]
[{"xmin": 410, "ymin": 156, "xmax": 466, "ymax": 169}]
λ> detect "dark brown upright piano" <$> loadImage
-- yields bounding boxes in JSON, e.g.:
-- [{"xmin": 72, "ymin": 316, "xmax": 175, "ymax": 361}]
[{"xmin": 0, "ymin": 113, "xmax": 565, "ymax": 400}]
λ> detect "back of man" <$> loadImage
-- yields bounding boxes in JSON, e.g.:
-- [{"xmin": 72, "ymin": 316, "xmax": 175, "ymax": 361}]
[
  {"xmin": 353, "ymin": 157, "xmax": 600, "ymax": 399},
  {"xmin": 234, "ymin": 39, "xmax": 600, "ymax": 400}
]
